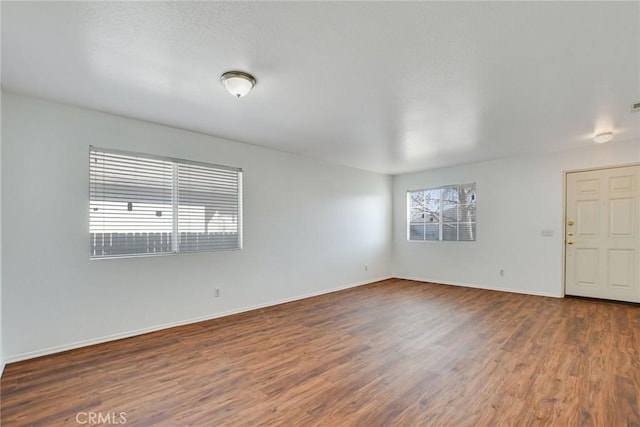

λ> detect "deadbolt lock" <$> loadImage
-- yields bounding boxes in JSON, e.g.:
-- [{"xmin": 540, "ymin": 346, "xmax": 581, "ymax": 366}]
[{"xmin": 567, "ymin": 220, "xmax": 575, "ymax": 226}]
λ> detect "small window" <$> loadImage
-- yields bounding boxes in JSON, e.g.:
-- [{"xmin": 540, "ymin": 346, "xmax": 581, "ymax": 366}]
[
  {"xmin": 90, "ymin": 147, "xmax": 242, "ymax": 258},
  {"xmin": 407, "ymin": 183, "xmax": 476, "ymax": 242}
]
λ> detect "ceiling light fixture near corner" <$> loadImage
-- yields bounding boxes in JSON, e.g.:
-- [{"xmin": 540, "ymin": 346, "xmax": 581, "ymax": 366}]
[
  {"xmin": 220, "ymin": 71, "xmax": 256, "ymax": 98},
  {"xmin": 594, "ymin": 132, "xmax": 613, "ymax": 144}
]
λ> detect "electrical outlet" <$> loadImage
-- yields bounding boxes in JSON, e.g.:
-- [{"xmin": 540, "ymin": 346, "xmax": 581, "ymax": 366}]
[{"xmin": 214, "ymin": 289, "xmax": 220, "ymax": 298}]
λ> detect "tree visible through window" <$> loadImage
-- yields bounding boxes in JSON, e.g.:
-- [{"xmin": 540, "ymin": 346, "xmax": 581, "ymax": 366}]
[{"xmin": 407, "ymin": 183, "xmax": 476, "ymax": 241}]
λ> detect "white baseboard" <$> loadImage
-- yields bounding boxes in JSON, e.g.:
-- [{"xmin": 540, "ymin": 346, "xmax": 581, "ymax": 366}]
[
  {"xmin": 396, "ymin": 276, "xmax": 562, "ymax": 299},
  {"xmin": 0, "ymin": 361, "xmax": 5, "ymax": 378},
  {"xmin": 5, "ymin": 276, "xmax": 393, "ymax": 364}
]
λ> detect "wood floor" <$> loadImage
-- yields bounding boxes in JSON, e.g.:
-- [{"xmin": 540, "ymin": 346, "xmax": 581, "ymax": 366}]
[{"xmin": 1, "ymin": 279, "xmax": 639, "ymax": 426}]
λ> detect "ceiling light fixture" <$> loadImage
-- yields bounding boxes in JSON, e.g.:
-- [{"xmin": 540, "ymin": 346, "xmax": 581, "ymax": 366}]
[
  {"xmin": 220, "ymin": 71, "xmax": 256, "ymax": 98},
  {"xmin": 594, "ymin": 132, "xmax": 613, "ymax": 144}
]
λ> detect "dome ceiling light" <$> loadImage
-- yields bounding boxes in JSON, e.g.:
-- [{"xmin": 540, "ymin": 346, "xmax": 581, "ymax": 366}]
[
  {"xmin": 220, "ymin": 71, "xmax": 256, "ymax": 98},
  {"xmin": 594, "ymin": 132, "xmax": 613, "ymax": 144}
]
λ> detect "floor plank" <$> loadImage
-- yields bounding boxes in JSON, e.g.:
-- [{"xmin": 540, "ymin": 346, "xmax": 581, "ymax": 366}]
[{"xmin": 2, "ymin": 279, "xmax": 639, "ymax": 426}]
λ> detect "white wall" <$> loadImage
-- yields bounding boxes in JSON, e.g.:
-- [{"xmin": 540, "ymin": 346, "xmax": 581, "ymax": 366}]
[
  {"xmin": 1, "ymin": 92, "xmax": 392, "ymax": 362},
  {"xmin": 393, "ymin": 139, "xmax": 640, "ymax": 297},
  {"xmin": 0, "ymin": 84, "xmax": 4, "ymax": 375},
  {"xmin": 0, "ymin": 4, "xmax": 4, "ymax": 375}
]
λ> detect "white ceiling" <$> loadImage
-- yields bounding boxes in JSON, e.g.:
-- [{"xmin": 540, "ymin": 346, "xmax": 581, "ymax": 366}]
[{"xmin": 2, "ymin": 1, "xmax": 639, "ymax": 174}]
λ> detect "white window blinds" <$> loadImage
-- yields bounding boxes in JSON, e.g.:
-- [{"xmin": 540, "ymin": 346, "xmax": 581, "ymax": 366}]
[
  {"xmin": 407, "ymin": 183, "xmax": 476, "ymax": 242},
  {"xmin": 177, "ymin": 162, "xmax": 241, "ymax": 253},
  {"xmin": 90, "ymin": 147, "xmax": 242, "ymax": 258}
]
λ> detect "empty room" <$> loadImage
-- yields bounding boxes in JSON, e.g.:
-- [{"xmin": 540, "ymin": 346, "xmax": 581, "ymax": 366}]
[{"xmin": 1, "ymin": 1, "xmax": 639, "ymax": 426}]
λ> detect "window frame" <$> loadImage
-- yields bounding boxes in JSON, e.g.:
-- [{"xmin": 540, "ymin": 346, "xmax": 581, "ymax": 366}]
[
  {"xmin": 406, "ymin": 182, "xmax": 476, "ymax": 242},
  {"xmin": 89, "ymin": 146, "xmax": 243, "ymax": 259}
]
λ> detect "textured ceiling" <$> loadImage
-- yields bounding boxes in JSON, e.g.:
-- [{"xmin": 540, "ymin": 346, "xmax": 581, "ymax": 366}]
[{"xmin": 2, "ymin": 1, "xmax": 639, "ymax": 174}]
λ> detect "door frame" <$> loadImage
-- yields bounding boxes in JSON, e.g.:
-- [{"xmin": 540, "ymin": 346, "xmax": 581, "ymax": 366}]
[{"xmin": 562, "ymin": 162, "xmax": 640, "ymax": 298}]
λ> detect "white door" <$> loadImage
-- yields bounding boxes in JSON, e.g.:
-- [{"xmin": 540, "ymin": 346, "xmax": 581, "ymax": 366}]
[{"xmin": 565, "ymin": 165, "xmax": 640, "ymax": 303}]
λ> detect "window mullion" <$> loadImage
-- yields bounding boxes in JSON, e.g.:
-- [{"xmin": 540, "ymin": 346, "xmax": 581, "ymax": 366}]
[
  {"xmin": 457, "ymin": 197, "xmax": 460, "ymax": 241},
  {"xmin": 422, "ymin": 190, "xmax": 427, "ymax": 240},
  {"xmin": 171, "ymin": 163, "xmax": 179, "ymax": 253},
  {"xmin": 439, "ymin": 189, "xmax": 443, "ymax": 241}
]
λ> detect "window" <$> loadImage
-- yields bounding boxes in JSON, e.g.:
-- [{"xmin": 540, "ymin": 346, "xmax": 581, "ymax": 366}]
[
  {"xmin": 407, "ymin": 183, "xmax": 476, "ymax": 242},
  {"xmin": 90, "ymin": 147, "xmax": 242, "ymax": 258}
]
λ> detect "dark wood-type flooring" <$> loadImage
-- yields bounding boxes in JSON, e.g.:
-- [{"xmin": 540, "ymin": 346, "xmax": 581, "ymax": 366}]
[{"xmin": 2, "ymin": 279, "xmax": 639, "ymax": 426}]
